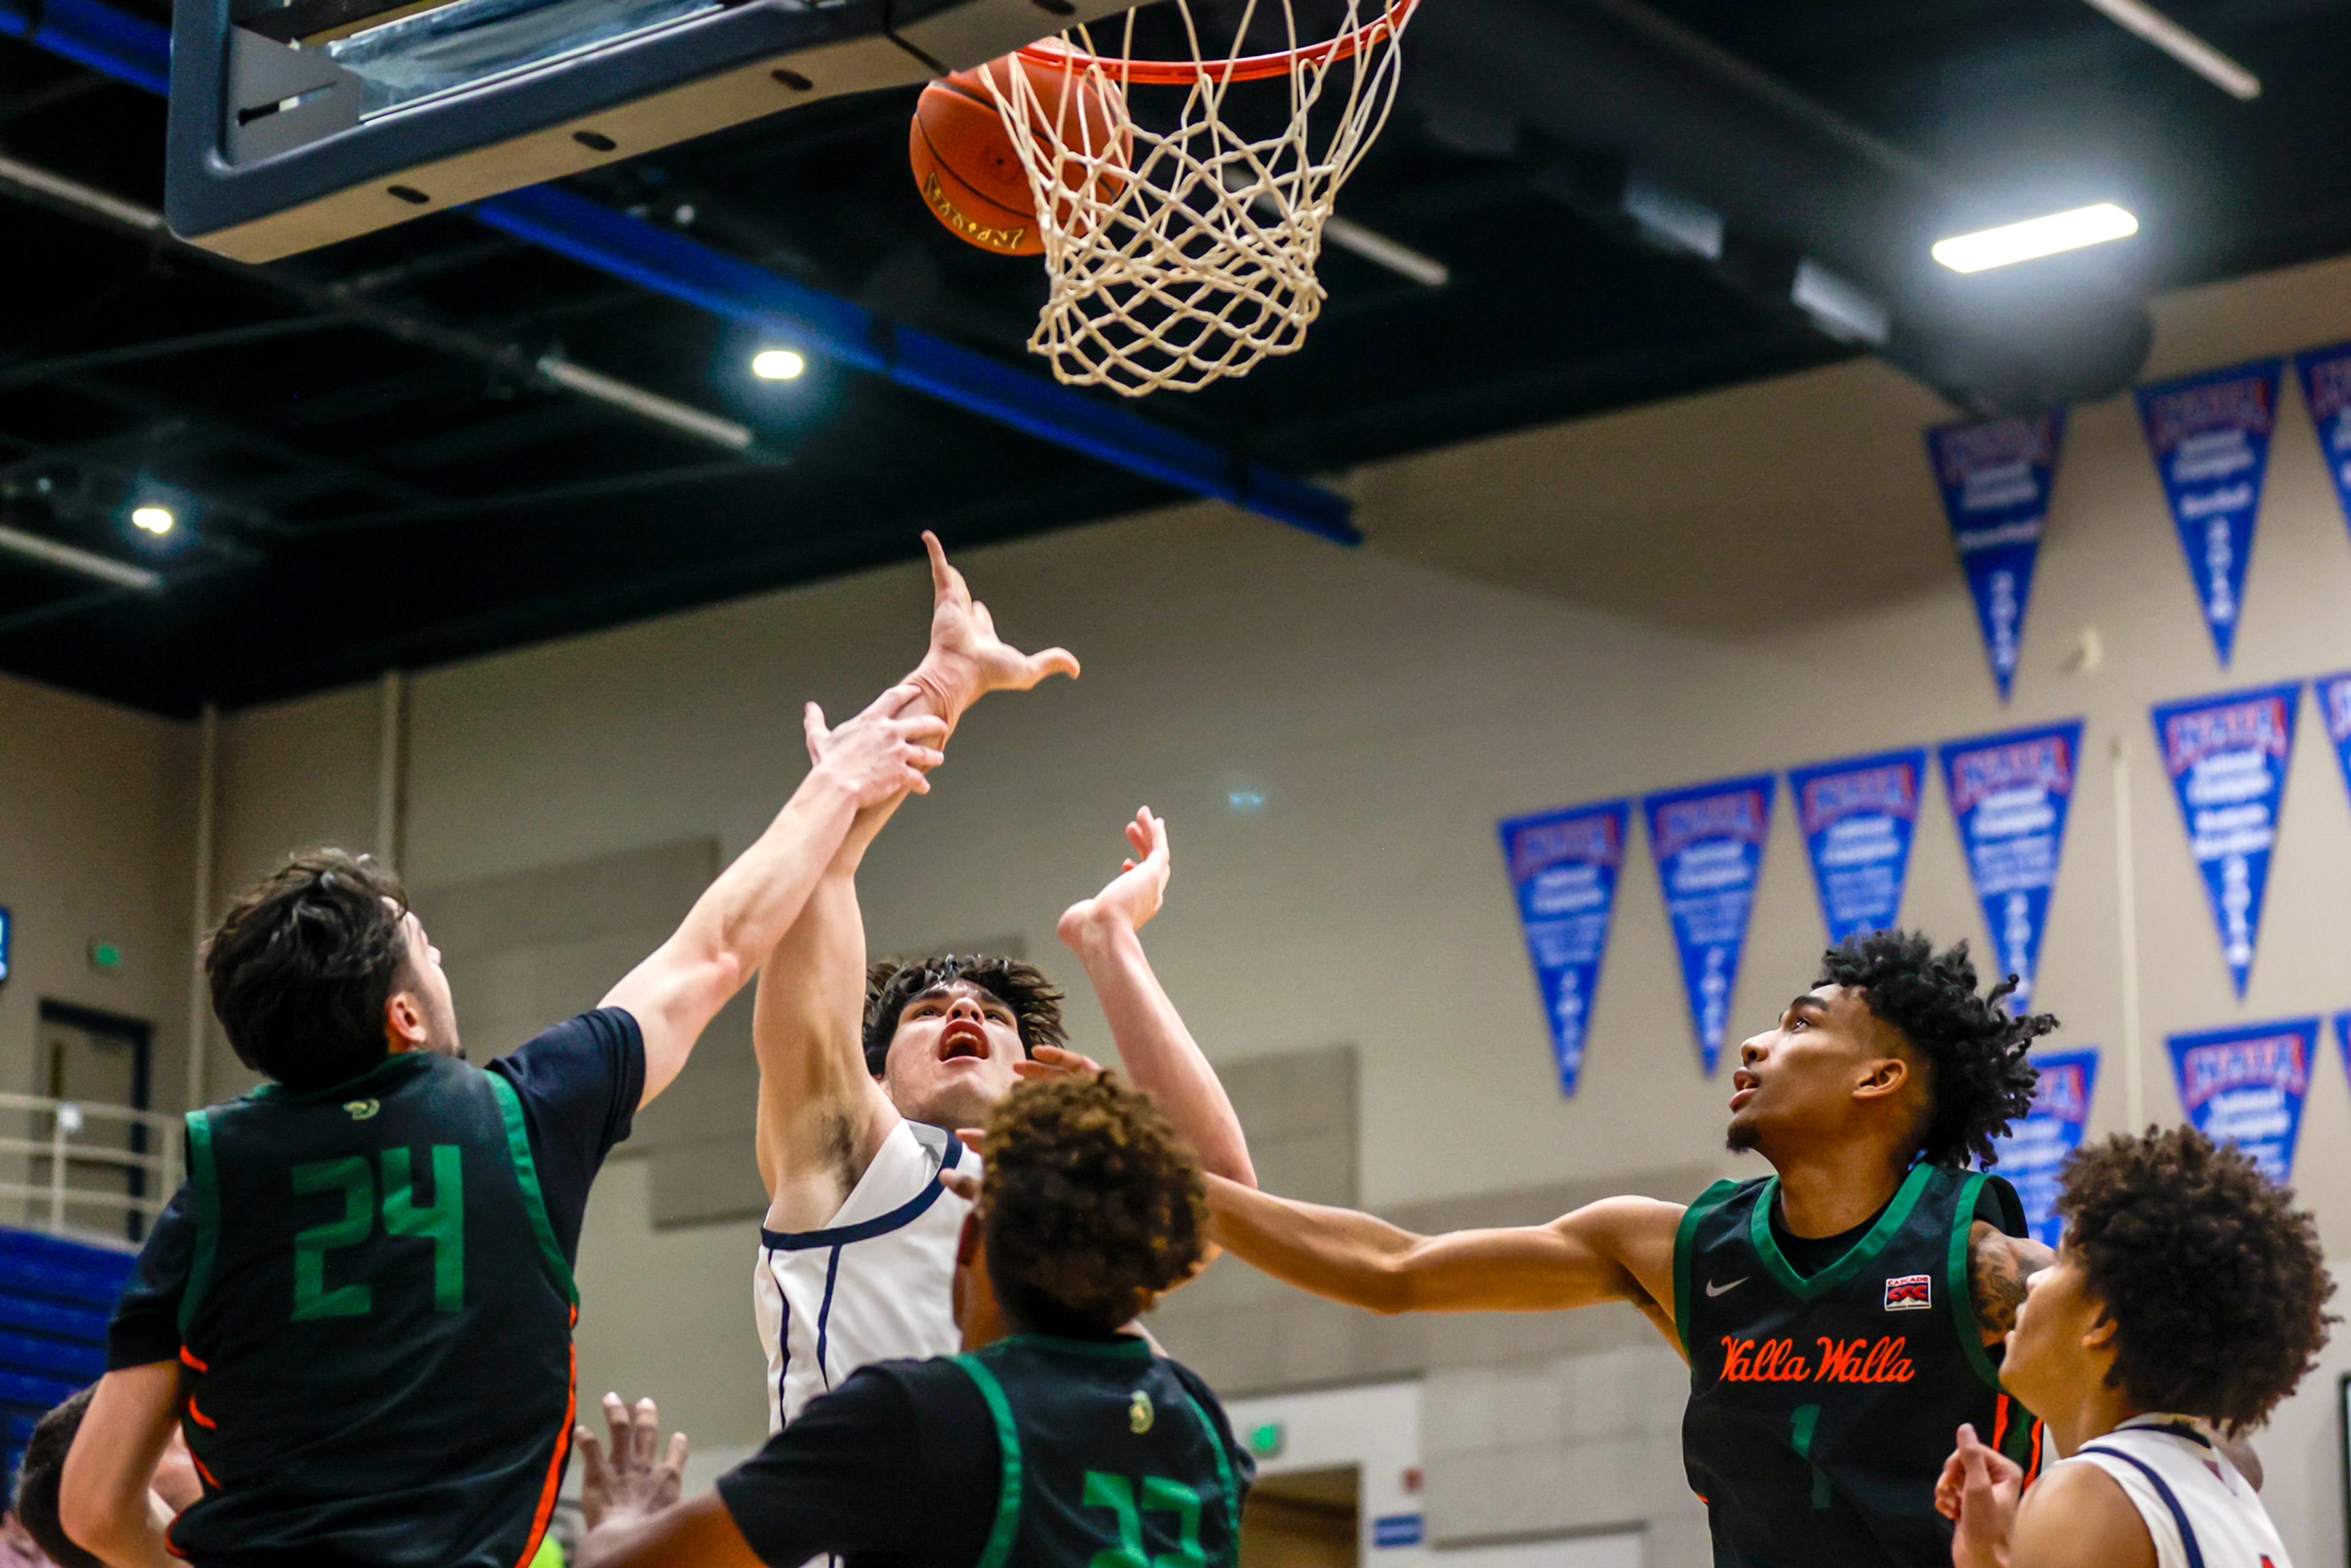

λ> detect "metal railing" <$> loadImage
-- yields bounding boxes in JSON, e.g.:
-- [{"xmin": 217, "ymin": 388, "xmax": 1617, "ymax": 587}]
[{"xmin": 0, "ymin": 1093, "xmax": 179, "ymax": 1247}]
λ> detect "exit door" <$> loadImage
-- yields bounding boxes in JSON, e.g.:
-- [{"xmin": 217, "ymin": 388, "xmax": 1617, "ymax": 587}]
[{"xmin": 32, "ymin": 1002, "xmax": 152, "ymax": 1242}]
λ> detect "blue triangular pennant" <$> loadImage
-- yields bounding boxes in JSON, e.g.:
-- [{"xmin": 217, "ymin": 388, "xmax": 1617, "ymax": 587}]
[
  {"xmin": 1987, "ymin": 1048, "xmax": 2098, "ymax": 1250},
  {"xmin": 2294, "ymin": 342, "xmax": 2351, "ymax": 549},
  {"xmin": 2167, "ymin": 1018, "xmax": 2317, "ymax": 1184},
  {"xmin": 1787, "ymin": 748, "xmax": 1925, "ymax": 944},
  {"xmin": 1926, "ymin": 413, "xmax": 2064, "ymax": 701},
  {"xmin": 2317, "ymin": 673, "xmax": 2351, "ymax": 811},
  {"xmin": 1498, "ymin": 801, "xmax": 1629, "ymax": 1097},
  {"xmin": 2135, "ymin": 359, "xmax": 2284, "ymax": 666},
  {"xmin": 1643, "ymin": 775, "xmax": 1775, "ymax": 1076},
  {"xmin": 1938, "ymin": 720, "xmax": 2085, "ymax": 1013},
  {"xmin": 2150, "ymin": 683, "xmax": 2300, "ymax": 997}
]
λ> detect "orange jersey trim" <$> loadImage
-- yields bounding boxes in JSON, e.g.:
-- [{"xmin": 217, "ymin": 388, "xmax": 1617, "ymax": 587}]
[
  {"xmin": 510, "ymin": 1305, "xmax": 580, "ymax": 1568},
  {"xmin": 179, "ymin": 1347, "xmax": 208, "ymax": 1373},
  {"xmin": 186, "ymin": 1397, "xmax": 217, "ymax": 1431}
]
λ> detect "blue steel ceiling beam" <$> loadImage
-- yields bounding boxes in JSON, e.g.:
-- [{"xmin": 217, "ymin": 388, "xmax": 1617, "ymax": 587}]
[{"xmin": 0, "ymin": 0, "xmax": 1360, "ymax": 545}]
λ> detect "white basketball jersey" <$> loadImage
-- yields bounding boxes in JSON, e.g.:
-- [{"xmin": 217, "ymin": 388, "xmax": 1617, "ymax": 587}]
[
  {"xmin": 753, "ymin": 1118, "xmax": 974, "ymax": 1431},
  {"xmin": 2069, "ymin": 1416, "xmax": 2293, "ymax": 1568}
]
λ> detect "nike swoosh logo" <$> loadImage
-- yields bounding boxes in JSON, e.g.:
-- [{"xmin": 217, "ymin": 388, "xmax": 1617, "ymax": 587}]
[{"xmin": 1705, "ymin": 1277, "xmax": 1748, "ymax": 1297}]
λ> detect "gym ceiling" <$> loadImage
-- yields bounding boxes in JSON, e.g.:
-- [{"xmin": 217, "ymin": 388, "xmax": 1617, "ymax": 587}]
[{"xmin": 2, "ymin": 0, "xmax": 2349, "ymax": 717}]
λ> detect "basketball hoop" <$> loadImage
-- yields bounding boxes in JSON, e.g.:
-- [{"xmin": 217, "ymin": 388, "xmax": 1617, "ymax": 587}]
[{"xmin": 975, "ymin": 0, "xmax": 1417, "ymax": 396}]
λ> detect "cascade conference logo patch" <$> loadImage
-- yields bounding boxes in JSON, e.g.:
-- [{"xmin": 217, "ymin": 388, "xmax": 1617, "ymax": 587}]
[{"xmin": 1883, "ymin": 1274, "xmax": 1933, "ymax": 1311}]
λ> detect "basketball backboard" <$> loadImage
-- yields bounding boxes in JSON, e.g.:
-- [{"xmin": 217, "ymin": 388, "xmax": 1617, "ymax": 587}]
[{"xmin": 167, "ymin": 0, "xmax": 1141, "ymax": 261}]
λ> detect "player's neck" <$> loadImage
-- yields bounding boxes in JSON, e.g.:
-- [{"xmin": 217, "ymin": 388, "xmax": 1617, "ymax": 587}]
[
  {"xmin": 2040, "ymin": 1378, "xmax": 2142, "ymax": 1460},
  {"xmin": 1769, "ymin": 1141, "xmax": 1911, "ymax": 1238}
]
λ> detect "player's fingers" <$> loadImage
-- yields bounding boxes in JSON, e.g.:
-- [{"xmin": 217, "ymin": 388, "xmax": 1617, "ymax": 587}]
[
  {"xmin": 1030, "ymin": 647, "xmax": 1081, "ymax": 682},
  {"xmin": 1036, "ymin": 1043, "xmax": 1103, "ymax": 1076},
  {"xmin": 601, "ymin": 1392, "xmax": 634, "ymax": 1466},
  {"xmin": 858, "ymin": 683, "xmax": 922, "ymax": 722},
  {"xmin": 908, "ymin": 746, "xmax": 947, "ymax": 771},
  {"xmin": 954, "ymin": 1127, "xmax": 984, "ymax": 1152},
  {"xmin": 940, "ymin": 1168, "xmax": 981, "ymax": 1202},
  {"xmin": 923, "ymin": 531, "xmax": 956, "ymax": 601},
  {"xmin": 633, "ymin": 1397, "xmax": 664, "ymax": 1468},
  {"xmin": 803, "ymin": 703, "xmax": 827, "ymax": 763},
  {"xmin": 662, "ymin": 1431, "xmax": 691, "ymax": 1478},
  {"xmin": 898, "ymin": 712, "xmax": 949, "ymax": 744},
  {"xmin": 574, "ymin": 1428, "xmax": 607, "ymax": 1491}
]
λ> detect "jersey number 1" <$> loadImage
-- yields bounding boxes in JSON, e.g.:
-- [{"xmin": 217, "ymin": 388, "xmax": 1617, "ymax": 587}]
[{"xmin": 291, "ymin": 1147, "xmax": 464, "ymax": 1319}]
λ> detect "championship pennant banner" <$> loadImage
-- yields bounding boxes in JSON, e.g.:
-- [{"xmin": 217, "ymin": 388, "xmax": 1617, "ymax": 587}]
[
  {"xmin": 1939, "ymin": 721, "xmax": 2083, "ymax": 1013},
  {"xmin": 2150, "ymin": 684, "xmax": 2300, "ymax": 997},
  {"xmin": 1644, "ymin": 776, "xmax": 1775, "ymax": 1077},
  {"xmin": 1498, "ymin": 802, "xmax": 1629, "ymax": 1097},
  {"xmin": 1788, "ymin": 749, "xmax": 1925, "ymax": 943},
  {"xmin": 1927, "ymin": 414, "xmax": 2063, "ymax": 701},
  {"xmin": 2135, "ymin": 359, "xmax": 2284, "ymax": 667},
  {"xmin": 2317, "ymin": 673, "xmax": 2351, "ymax": 814},
  {"xmin": 2294, "ymin": 343, "xmax": 2351, "ymax": 543},
  {"xmin": 1990, "ymin": 1048, "xmax": 2098, "ymax": 1249},
  {"xmin": 2167, "ymin": 1018, "xmax": 2316, "ymax": 1184}
]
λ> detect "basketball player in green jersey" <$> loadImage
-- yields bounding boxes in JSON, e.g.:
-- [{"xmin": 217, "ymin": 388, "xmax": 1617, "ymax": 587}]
[
  {"xmin": 1207, "ymin": 929, "xmax": 2057, "ymax": 1568},
  {"xmin": 573, "ymin": 1070, "xmax": 1251, "ymax": 1568},
  {"xmin": 56, "ymin": 678, "xmax": 952, "ymax": 1568}
]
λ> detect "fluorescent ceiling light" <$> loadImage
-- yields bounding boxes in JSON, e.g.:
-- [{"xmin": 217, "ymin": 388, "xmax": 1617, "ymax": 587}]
[
  {"xmin": 1932, "ymin": 204, "xmax": 2139, "ymax": 273},
  {"xmin": 2076, "ymin": 0, "xmax": 2260, "ymax": 100},
  {"xmin": 130, "ymin": 505, "xmax": 176, "ymax": 535},
  {"xmin": 752, "ymin": 348, "xmax": 806, "ymax": 381}
]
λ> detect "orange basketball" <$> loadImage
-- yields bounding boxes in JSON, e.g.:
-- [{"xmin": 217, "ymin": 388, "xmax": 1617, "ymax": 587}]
[{"xmin": 909, "ymin": 55, "xmax": 1130, "ymax": 257}]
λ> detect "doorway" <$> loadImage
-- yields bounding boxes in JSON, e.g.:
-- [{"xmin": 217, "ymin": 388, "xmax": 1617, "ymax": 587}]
[
  {"xmin": 32, "ymin": 1002, "xmax": 153, "ymax": 1242},
  {"xmin": 1243, "ymin": 1465, "xmax": 1359, "ymax": 1568}
]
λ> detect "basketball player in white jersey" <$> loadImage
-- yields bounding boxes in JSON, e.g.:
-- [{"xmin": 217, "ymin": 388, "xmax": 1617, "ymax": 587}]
[
  {"xmin": 1940, "ymin": 1125, "xmax": 2332, "ymax": 1568},
  {"xmin": 749, "ymin": 533, "xmax": 1255, "ymax": 1428}
]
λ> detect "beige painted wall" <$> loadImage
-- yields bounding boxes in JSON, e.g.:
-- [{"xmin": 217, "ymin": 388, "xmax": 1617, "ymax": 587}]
[
  {"xmin": 177, "ymin": 250, "xmax": 2351, "ymax": 1562},
  {"xmin": 0, "ymin": 673, "xmax": 198, "ymax": 1138}
]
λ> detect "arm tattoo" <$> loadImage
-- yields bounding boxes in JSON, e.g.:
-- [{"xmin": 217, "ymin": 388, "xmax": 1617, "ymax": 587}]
[{"xmin": 1968, "ymin": 1225, "xmax": 2054, "ymax": 1341}]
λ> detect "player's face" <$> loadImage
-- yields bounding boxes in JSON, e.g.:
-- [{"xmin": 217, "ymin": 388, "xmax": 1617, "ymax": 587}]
[
  {"xmin": 879, "ymin": 980, "xmax": 1024, "ymax": 1131},
  {"xmin": 395, "ymin": 912, "xmax": 463, "ymax": 1060},
  {"xmin": 1726, "ymin": 985, "xmax": 1901, "ymax": 1159},
  {"xmin": 1995, "ymin": 1239, "xmax": 2103, "ymax": 1414}
]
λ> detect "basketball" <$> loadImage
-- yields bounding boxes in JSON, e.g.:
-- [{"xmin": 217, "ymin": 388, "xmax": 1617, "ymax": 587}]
[{"xmin": 908, "ymin": 56, "xmax": 1129, "ymax": 257}]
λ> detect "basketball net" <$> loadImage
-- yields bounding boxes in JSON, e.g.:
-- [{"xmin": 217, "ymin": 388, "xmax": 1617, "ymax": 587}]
[{"xmin": 980, "ymin": 0, "xmax": 1415, "ymax": 397}]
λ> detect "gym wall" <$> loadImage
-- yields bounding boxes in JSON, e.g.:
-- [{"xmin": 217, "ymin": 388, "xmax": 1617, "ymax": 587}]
[{"xmin": 9, "ymin": 247, "xmax": 2351, "ymax": 1564}]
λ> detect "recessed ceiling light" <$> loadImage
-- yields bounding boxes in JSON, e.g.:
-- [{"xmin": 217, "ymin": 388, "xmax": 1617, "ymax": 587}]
[
  {"xmin": 752, "ymin": 348, "xmax": 806, "ymax": 381},
  {"xmin": 130, "ymin": 505, "xmax": 176, "ymax": 536},
  {"xmin": 1932, "ymin": 204, "xmax": 2140, "ymax": 273}
]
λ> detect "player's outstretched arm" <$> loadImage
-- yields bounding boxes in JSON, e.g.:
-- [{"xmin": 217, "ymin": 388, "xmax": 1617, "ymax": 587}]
[
  {"xmin": 752, "ymin": 532, "xmax": 1078, "ymax": 1215},
  {"xmin": 1051, "ymin": 808, "xmax": 1254, "ymax": 1187},
  {"xmin": 1207, "ymin": 1176, "xmax": 1682, "ymax": 1324},
  {"xmin": 58, "ymin": 1361, "xmax": 182, "ymax": 1568},
  {"xmin": 600, "ymin": 685, "xmax": 947, "ymax": 1109}
]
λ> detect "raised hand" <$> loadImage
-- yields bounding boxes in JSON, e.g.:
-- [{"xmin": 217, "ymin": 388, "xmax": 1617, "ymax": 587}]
[
  {"xmin": 804, "ymin": 683, "xmax": 949, "ymax": 808},
  {"xmin": 575, "ymin": 1393, "xmax": 689, "ymax": 1530},
  {"xmin": 910, "ymin": 531, "xmax": 1080, "ymax": 728},
  {"xmin": 1058, "ymin": 808, "xmax": 1171, "ymax": 950},
  {"xmin": 1941, "ymin": 1423, "xmax": 2022, "ymax": 1568}
]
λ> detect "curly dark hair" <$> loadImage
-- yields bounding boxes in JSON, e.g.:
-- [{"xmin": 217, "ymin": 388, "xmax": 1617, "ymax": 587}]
[
  {"xmin": 1817, "ymin": 929, "xmax": 2052, "ymax": 1169},
  {"xmin": 14, "ymin": 1386, "xmax": 102, "ymax": 1568},
  {"xmin": 206, "ymin": 848, "xmax": 412, "ymax": 1092},
  {"xmin": 2060, "ymin": 1126, "xmax": 2335, "ymax": 1431},
  {"xmin": 978, "ymin": 1071, "xmax": 1208, "ymax": 1337},
  {"xmin": 862, "ymin": 954, "xmax": 1066, "ymax": 1075}
]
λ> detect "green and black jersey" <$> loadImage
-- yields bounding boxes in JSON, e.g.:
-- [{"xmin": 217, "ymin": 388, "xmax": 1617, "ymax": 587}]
[
  {"xmin": 107, "ymin": 1011, "xmax": 643, "ymax": 1568},
  {"xmin": 1673, "ymin": 1163, "xmax": 2040, "ymax": 1568},
  {"xmin": 716, "ymin": 1334, "xmax": 1254, "ymax": 1568}
]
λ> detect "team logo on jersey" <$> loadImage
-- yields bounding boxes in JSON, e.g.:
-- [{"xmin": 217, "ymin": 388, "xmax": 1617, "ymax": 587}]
[
  {"xmin": 343, "ymin": 1099, "xmax": 380, "ymax": 1120},
  {"xmin": 1129, "ymin": 1390, "xmax": 1155, "ymax": 1434},
  {"xmin": 1883, "ymin": 1274, "xmax": 1933, "ymax": 1311}
]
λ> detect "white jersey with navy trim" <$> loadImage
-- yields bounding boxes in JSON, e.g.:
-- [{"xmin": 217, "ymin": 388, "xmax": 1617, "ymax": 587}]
[
  {"xmin": 2068, "ymin": 1416, "xmax": 2293, "ymax": 1568},
  {"xmin": 753, "ymin": 1118, "xmax": 973, "ymax": 1431}
]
